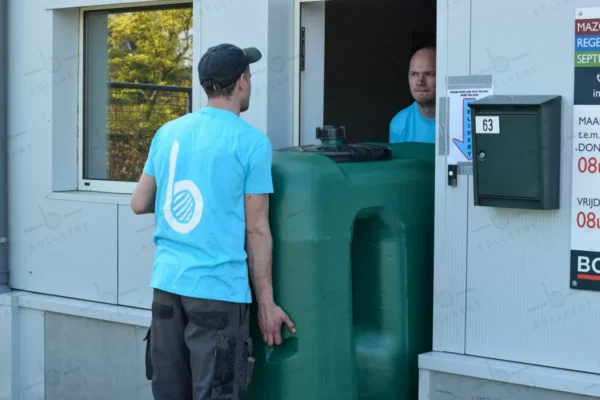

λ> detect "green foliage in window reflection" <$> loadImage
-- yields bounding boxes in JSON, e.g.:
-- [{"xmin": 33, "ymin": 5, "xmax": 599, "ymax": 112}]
[{"xmin": 106, "ymin": 7, "xmax": 193, "ymax": 182}]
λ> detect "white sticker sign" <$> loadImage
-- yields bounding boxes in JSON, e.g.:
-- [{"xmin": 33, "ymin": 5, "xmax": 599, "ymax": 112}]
[
  {"xmin": 475, "ymin": 116, "xmax": 500, "ymax": 134},
  {"xmin": 447, "ymin": 86, "xmax": 494, "ymax": 164}
]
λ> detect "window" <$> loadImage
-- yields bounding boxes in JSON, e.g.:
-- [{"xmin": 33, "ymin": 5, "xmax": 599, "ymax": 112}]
[{"xmin": 80, "ymin": 3, "xmax": 193, "ymax": 194}]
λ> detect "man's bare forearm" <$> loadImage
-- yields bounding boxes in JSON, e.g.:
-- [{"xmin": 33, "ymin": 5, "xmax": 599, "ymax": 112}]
[
  {"xmin": 246, "ymin": 225, "xmax": 275, "ymax": 307},
  {"xmin": 141, "ymin": 201, "xmax": 155, "ymax": 214},
  {"xmin": 131, "ymin": 197, "xmax": 155, "ymax": 214},
  {"xmin": 131, "ymin": 173, "xmax": 156, "ymax": 215}
]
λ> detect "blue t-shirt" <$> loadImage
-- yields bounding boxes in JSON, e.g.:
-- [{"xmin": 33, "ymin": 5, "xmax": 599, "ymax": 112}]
[
  {"xmin": 143, "ymin": 107, "xmax": 274, "ymax": 304},
  {"xmin": 389, "ymin": 101, "xmax": 436, "ymax": 143}
]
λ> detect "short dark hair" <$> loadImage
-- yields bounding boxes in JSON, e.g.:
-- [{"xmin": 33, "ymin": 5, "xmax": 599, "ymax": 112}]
[{"xmin": 202, "ymin": 65, "xmax": 250, "ymax": 99}]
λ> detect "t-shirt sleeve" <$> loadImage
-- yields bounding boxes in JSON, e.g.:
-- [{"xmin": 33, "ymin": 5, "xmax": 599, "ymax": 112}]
[
  {"xmin": 389, "ymin": 121, "xmax": 398, "ymax": 143},
  {"xmin": 143, "ymin": 134, "xmax": 159, "ymax": 177},
  {"xmin": 389, "ymin": 114, "xmax": 404, "ymax": 144},
  {"xmin": 245, "ymin": 135, "xmax": 274, "ymax": 194}
]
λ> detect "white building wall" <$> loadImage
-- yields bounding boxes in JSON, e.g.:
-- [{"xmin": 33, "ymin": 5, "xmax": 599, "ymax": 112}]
[
  {"xmin": 8, "ymin": 0, "xmax": 119, "ymax": 305},
  {"xmin": 465, "ymin": 0, "xmax": 597, "ymax": 373},
  {"xmin": 5, "ymin": 0, "xmax": 598, "ymax": 398},
  {"xmin": 426, "ymin": 0, "xmax": 600, "ymax": 397},
  {"xmin": 1, "ymin": 1, "xmax": 294, "ymax": 398},
  {"xmin": 5, "ymin": 0, "xmax": 294, "ymax": 310},
  {"xmin": 432, "ymin": 0, "xmax": 471, "ymax": 354}
]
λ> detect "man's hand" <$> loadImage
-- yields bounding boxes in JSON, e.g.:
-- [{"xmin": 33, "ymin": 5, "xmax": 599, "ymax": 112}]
[
  {"xmin": 258, "ymin": 302, "xmax": 296, "ymax": 346},
  {"xmin": 244, "ymin": 193, "xmax": 295, "ymax": 345}
]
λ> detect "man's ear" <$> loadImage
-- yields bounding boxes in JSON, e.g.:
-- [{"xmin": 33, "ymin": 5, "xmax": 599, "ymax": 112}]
[{"xmin": 236, "ymin": 74, "xmax": 246, "ymax": 91}]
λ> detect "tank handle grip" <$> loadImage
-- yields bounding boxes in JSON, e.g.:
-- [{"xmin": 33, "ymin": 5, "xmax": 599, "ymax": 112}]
[{"xmin": 265, "ymin": 329, "xmax": 298, "ymax": 363}]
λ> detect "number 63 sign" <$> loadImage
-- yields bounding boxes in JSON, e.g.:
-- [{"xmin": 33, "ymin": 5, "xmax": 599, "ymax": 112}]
[{"xmin": 475, "ymin": 115, "xmax": 500, "ymax": 134}]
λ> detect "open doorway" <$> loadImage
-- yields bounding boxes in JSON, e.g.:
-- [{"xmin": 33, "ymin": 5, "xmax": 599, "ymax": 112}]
[{"xmin": 295, "ymin": 0, "xmax": 436, "ymax": 146}]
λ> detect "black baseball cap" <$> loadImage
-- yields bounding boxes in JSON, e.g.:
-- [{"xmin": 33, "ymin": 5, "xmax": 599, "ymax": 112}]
[{"xmin": 198, "ymin": 43, "xmax": 262, "ymax": 91}]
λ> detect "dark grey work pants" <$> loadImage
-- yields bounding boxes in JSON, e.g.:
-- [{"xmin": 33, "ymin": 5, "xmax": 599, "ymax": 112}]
[{"xmin": 144, "ymin": 288, "xmax": 254, "ymax": 400}]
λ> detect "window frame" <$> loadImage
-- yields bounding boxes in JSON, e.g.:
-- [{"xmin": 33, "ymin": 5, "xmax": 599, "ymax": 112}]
[{"xmin": 77, "ymin": 1, "xmax": 193, "ymax": 195}]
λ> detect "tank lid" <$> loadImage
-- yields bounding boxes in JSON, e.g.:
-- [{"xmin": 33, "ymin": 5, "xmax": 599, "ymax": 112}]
[
  {"xmin": 316, "ymin": 125, "xmax": 346, "ymax": 141},
  {"xmin": 277, "ymin": 125, "xmax": 392, "ymax": 163}
]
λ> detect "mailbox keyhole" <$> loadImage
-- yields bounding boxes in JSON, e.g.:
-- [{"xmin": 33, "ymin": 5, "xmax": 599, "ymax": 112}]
[{"xmin": 478, "ymin": 151, "xmax": 486, "ymax": 160}]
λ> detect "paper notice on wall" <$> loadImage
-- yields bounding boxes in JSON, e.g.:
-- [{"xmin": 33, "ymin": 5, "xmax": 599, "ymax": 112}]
[
  {"xmin": 570, "ymin": 7, "xmax": 600, "ymax": 292},
  {"xmin": 447, "ymin": 87, "xmax": 493, "ymax": 165}
]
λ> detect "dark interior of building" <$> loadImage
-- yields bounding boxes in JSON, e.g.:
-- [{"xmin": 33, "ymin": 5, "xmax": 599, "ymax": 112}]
[{"xmin": 322, "ymin": 0, "xmax": 437, "ymax": 144}]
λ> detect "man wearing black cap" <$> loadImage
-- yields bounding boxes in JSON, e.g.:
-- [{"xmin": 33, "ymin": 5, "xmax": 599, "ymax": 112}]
[{"xmin": 131, "ymin": 43, "xmax": 295, "ymax": 400}]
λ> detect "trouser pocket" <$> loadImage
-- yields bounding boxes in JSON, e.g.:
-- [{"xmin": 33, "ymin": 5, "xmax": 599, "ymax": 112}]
[
  {"xmin": 143, "ymin": 327, "xmax": 153, "ymax": 381},
  {"xmin": 212, "ymin": 334, "xmax": 237, "ymax": 399},
  {"xmin": 239, "ymin": 337, "xmax": 255, "ymax": 393},
  {"xmin": 211, "ymin": 335, "xmax": 255, "ymax": 399}
]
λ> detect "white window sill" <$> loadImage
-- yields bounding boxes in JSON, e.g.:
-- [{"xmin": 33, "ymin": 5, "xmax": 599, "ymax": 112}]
[
  {"xmin": 47, "ymin": 190, "xmax": 132, "ymax": 205},
  {"xmin": 2, "ymin": 290, "xmax": 151, "ymax": 327}
]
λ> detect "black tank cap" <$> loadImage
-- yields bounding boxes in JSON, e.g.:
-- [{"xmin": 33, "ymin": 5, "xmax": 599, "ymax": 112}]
[
  {"xmin": 277, "ymin": 125, "xmax": 392, "ymax": 163},
  {"xmin": 316, "ymin": 125, "xmax": 346, "ymax": 141}
]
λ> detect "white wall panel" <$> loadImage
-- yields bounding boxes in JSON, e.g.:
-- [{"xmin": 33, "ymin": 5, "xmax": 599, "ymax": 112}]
[
  {"xmin": 465, "ymin": 0, "xmax": 600, "ymax": 374},
  {"xmin": 433, "ymin": 0, "xmax": 472, "ymax": 354},
  {"xmin": 7, "ymin": 0, "xmax": 118, "ymax": 303},
  {"xmin": 117, "ymin": 206, "xmax": 154, "ymax": 309},
  {"xmin": 8, "ymin": 0, "xmax": 293, "ymax": 308}
]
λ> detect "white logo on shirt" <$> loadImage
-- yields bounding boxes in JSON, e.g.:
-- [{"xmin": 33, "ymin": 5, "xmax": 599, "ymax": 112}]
[{"xmin": 164, "ymin": 140, "xmax": 203, "ymax": 234}]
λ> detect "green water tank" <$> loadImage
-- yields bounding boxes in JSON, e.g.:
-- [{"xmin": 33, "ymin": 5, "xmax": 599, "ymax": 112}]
[{"xmin": 247, "ymin": 126, "xmax": 435, "ymax": 400}]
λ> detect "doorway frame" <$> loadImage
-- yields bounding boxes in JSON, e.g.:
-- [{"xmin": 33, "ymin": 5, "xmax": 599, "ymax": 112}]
[{"xmin": 292, "ymin": 0, "xmax": 329, "ymax": 146}]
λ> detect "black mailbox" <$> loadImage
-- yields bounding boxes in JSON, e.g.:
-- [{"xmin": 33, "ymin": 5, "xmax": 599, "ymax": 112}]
[{"xmin": 468, "ymin": 95, "xmax": 562, "ymax": 210}]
